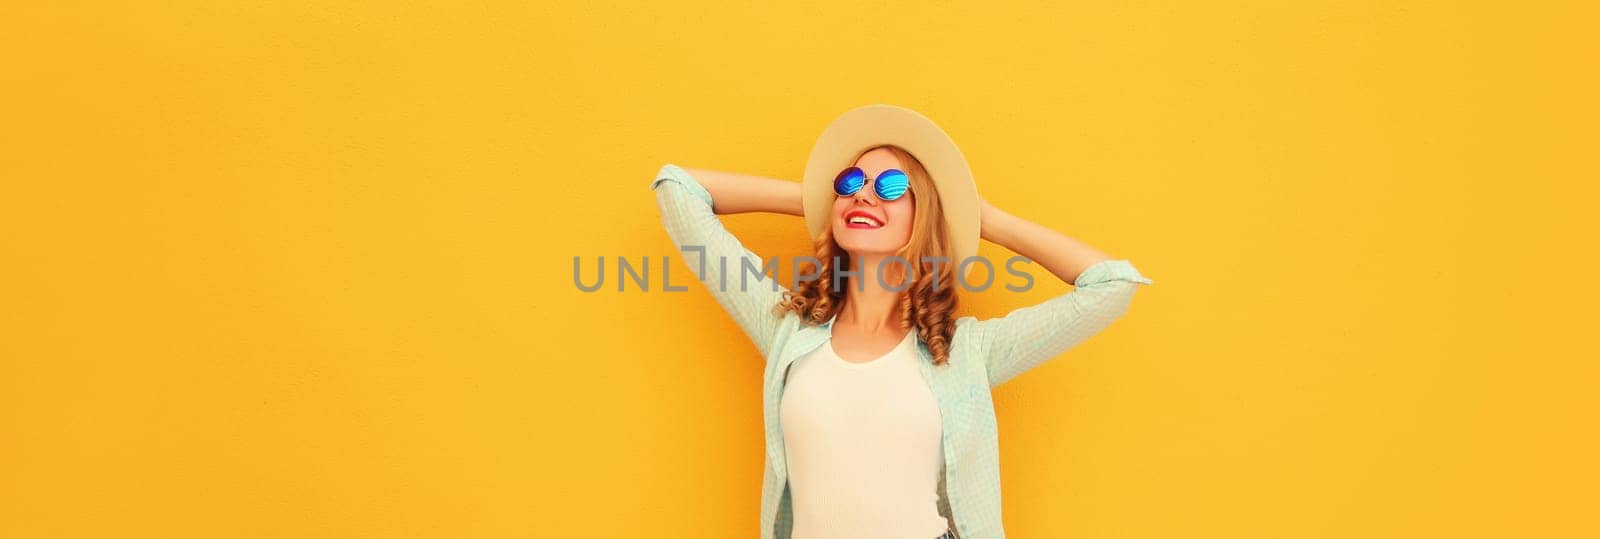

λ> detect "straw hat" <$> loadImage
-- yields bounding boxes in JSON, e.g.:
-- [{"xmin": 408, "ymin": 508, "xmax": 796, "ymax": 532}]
[{"xmin": 802, "ymin": 104, "xmax": 981, "ymax": 264}]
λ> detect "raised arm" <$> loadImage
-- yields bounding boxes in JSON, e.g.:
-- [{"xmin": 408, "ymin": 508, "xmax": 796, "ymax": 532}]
[
  {"xmin": 649, "ymin": 163, "xmax": 801, "ymax": 360},
  {"xmin": 972, "ymin": 198, "xmax": 1154, "ymax": 388},
  {"xmin": 680, "ymin": 166, "xmax": 804, "ymax": 216}
]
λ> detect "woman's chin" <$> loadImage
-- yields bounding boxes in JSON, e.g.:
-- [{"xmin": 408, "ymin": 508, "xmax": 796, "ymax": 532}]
[{"xmin": 837, "ymin": 242, "xmax": 905, "ymax": 260}]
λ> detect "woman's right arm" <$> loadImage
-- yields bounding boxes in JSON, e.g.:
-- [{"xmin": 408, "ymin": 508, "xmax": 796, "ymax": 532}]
[
  {"xmin": 649, "ymin": 164, "xmax": 799, "ymax": 360},
  {"xmin": 679, "ymin": 166, "xmax": 804, "ymax": 216}
]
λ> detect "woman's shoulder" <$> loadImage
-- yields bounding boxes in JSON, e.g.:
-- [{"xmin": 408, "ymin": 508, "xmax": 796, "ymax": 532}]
[
  {"xmin": 768, "ymin": 307, "xmax": 807, "ymax": 337},
  {"xmin": 949, "ymin": 316, "xmax": 988, "ymax": 352}
]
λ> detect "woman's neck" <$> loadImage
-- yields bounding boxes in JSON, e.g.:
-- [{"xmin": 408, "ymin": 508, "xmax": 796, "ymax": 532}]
[{"xmin": 837, "ymin": 254, "xmax": 906, "ymax": 334}]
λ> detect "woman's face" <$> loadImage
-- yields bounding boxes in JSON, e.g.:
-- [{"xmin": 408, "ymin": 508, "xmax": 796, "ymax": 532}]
[{"xmin": 831, "ymin": 147, "xmax": 915, "ymax": 257}]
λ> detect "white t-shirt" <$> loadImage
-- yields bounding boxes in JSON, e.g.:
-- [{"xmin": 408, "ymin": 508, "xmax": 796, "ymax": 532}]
[{"xmin": 779, "ymin": 329, "xmax": 951, "ymax": 539}]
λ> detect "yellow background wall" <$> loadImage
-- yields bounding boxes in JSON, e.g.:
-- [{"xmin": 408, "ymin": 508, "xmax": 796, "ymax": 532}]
[{"xmin": 3, "ymin": 2, "xmax": 1595, "ymax": 537}]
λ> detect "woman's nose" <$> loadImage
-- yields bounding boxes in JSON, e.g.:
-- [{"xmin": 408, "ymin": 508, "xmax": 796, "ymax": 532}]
[{"xmin": 852, "ymin": 179, "xmax": 877, "ymax": 204}]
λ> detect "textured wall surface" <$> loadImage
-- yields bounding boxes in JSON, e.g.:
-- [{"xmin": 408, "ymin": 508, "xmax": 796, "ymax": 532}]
[{"xmin": 2, "ymin": 1, "xmax": 1595, "ymax": 537}]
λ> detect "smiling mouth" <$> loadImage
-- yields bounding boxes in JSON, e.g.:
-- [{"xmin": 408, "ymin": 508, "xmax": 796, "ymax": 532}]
[{"xmin": 845, "ymin": 214, "xmax": 883, "ymax": 229}]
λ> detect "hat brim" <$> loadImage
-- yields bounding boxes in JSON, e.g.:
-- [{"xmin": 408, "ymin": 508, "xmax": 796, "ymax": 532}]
[{"xmin": 802, "ymin": 104, "xmax": 981, "ymax": 266}]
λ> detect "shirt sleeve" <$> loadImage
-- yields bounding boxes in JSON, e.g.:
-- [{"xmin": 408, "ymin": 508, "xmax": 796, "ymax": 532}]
[
  {"xmin": 974, "ymin": 258, "xmax": 1153, "ymax": 388},
  {"xmin": 650, "ymin": 163, "xmax": 790, "ymax": 360}
]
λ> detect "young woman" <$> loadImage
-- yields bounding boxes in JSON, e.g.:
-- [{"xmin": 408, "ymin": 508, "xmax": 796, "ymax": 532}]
[{"xmin": 649, "ymin": 105, "xmax": 1153, "ymax": 539}]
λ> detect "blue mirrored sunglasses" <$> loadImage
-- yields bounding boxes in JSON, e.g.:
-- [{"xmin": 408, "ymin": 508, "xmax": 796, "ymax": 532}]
[{"xmin": 833, "ymin": 167, "xmax": 910, "ymax": 201}]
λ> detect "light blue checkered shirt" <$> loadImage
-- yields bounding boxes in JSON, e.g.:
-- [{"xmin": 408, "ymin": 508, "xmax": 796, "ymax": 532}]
[{"xmin": 650, "ymin": 164, "xmax": 1153, "ymax": 538}]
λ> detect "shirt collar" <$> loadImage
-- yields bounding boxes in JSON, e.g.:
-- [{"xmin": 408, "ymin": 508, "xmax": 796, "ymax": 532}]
[{"xmin": 818, "ymin": 312, "xmax": 926, "ymax": 351}]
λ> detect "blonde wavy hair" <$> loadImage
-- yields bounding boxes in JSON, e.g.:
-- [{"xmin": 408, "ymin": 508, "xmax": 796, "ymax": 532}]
[{"xmin": 774, "ymin": 144, "xmax": 959, "ymax": 366}]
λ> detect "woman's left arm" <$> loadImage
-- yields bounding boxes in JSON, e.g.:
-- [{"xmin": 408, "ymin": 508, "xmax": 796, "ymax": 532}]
[{"xmin": 974, "ymin": 199, "xmax": 1154, "ymax": 388}]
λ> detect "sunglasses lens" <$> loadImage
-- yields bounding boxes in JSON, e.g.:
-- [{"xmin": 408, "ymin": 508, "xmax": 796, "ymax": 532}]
[
  {"xmin": 833, "ymin": 167, "xmax": 865, "ymax": 197},
  {"xmin": 874, "ymin": 169, "xmax": 909, "ymax": 201}
]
